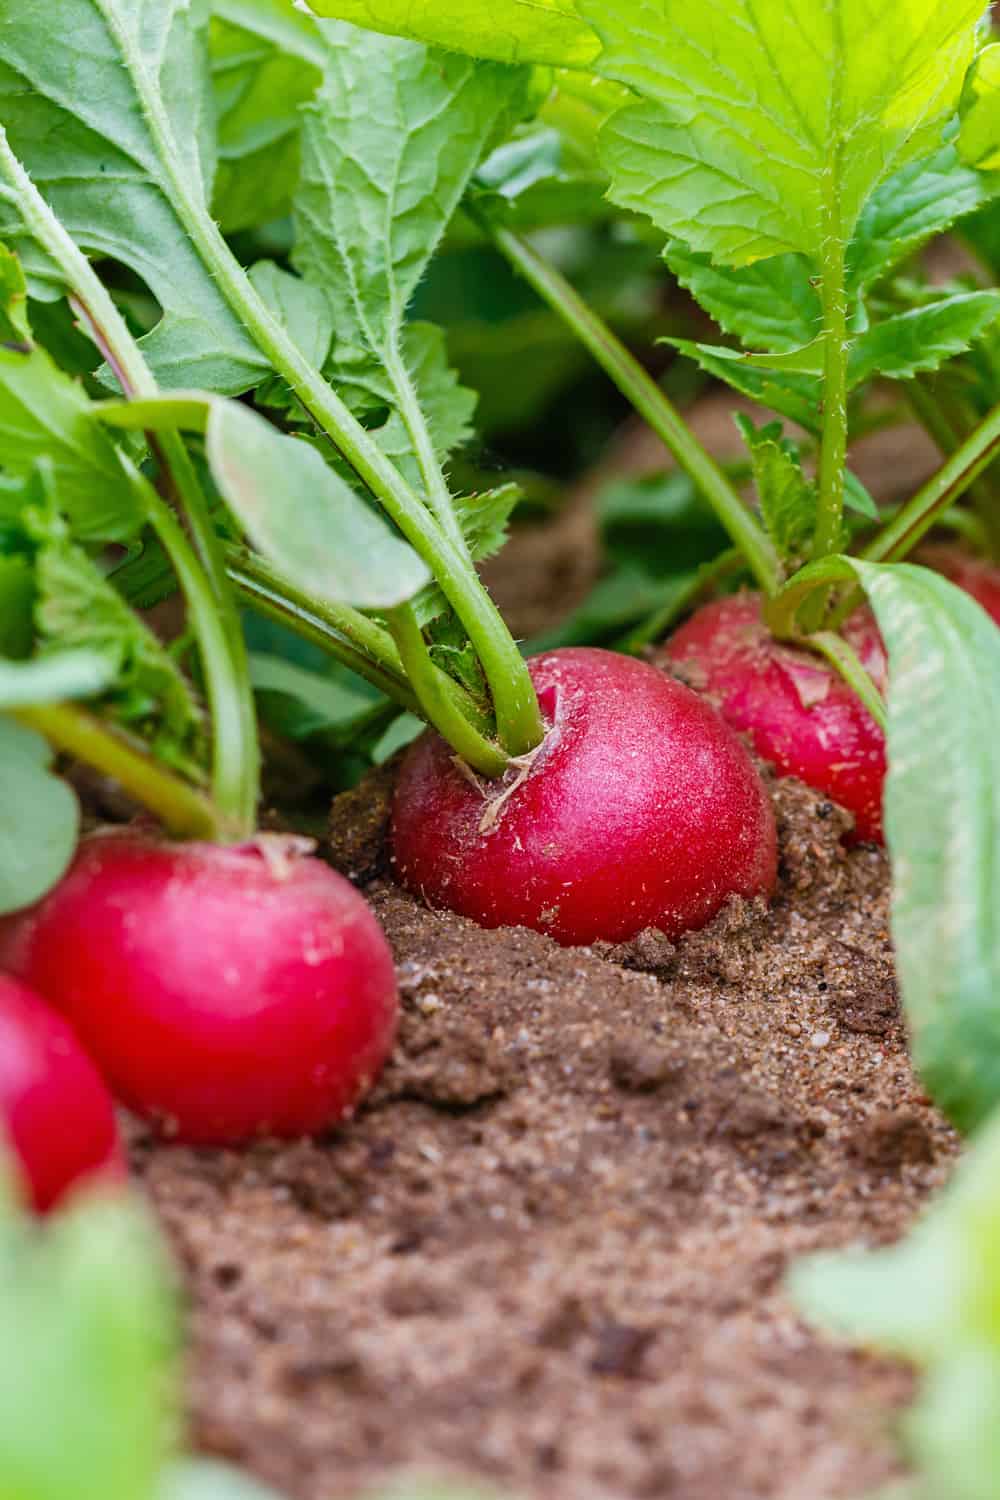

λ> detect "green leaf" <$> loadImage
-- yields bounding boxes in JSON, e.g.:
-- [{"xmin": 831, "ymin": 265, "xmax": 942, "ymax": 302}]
[
  {"xmin": 0, "ymin": 714, "xmax": 80, "ymax": 914},
  {"xmin": 0, "ymin": 553, "xmax": 35, "ymax": 658},
  {"xmin": 248, "ymin": 652, "xmax": 385, "ymax": 743},
  {"xmin": 666, "ymin": 339, "xmax": 822, "ymax": 433},
  {"xmin": 0, "ymin": 1, "xmax": 265, "ymax": 393},
  {"xmin": 847, "ymin": 143, "xmax": 1000, "ymax": 299},
  {"xmin": 736, "ymin": 417, "xmax": 816, "ymax": 559},
  {"xmin": 206, "ymin": 400, "xmax": 431, "ymax": 608},
  {"xmin": 0, "ymin": 256, "xmax": 142, "ymax": 542},
  {"xmin": 0, "ymin": 1177, "xmax": 178, "ymax": 1500},
  {"xmin": 664, "ymin": 145, "xmax": 1000, "ymax": 357},
  {"xmin": 664, "ymin": 244, "xmax": 821, "ymax": 354},
  {"xmin": 847, "ymin": 292, "xmax": 1000, "ymax": 387},
  {"xmin": 843, "ymin": 470, "xmax": 879, "ymax": 523},
  {"xmin": 850, "ymin": 561, "xmax": 1000, "ymax": 1132},
  {"xmin": 32, "ymin": 534, "xmax": 206, "ymax": 770},
  {"xmin": 792, "ymin": 1109, "xmax": 1000, "ymax": 1500},
  {"xmin": 587, "ymin": 0, "xmax": 982, "ymax": 267},
  {"xmin": 247, "ymin": 262, "xmax": 333, "ymax": 372},
  {"xmin": 0, "ymin": 649, "xmax": 114, "ymax": 708},
  {"xmin": 469, "ymin": 127, "xmax": 610, "ymax": 235},
  {"xmin": 959, "ymin": 43, "xmax": 1000, "ymax": 172},
  {"xmin": 302, "ymin": 0, "xmax": 600, "ymax": 68},
  {"xmin": 292, "ymin": 22, "xmax": 529, "ymax": 502},
  {"xmin": 333, "ymin": 324, "xmax": 478, "ymax": 493},
  {"xmin": 209, "ymin": 0, "xmax": 324, "ymax": 234}
]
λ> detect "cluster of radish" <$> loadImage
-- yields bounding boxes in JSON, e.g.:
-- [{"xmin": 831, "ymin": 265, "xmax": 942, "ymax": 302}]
[{"xmin": 5, "ymin": 549, "xmax": 997, "ymax": 1215}]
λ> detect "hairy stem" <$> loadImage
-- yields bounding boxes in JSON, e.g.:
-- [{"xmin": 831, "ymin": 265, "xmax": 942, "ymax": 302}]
[
  {"xmin": 387, "ymin": 606, "xmax": 509, "ymax": 777},
  {"xmin": 14, "ymin": 704, "xmax": 224, "ymax": 840},
  {"xmin": 90, "ymin": 23, "xmax": 541, "ymax": 759},
  {"xmin": 477, "ymin": 214, "xmax": 781, "ymax": 597},
  {"xmin": 812, "ymin": 228, "xmax": 849, "ymax": 562},
  {"xmin": 383, "ymin": 343, "xmax": 474, "ymax": 566},
  {"xmin": 0, "ymin": 130, "xmax": 259, "ymax": 834}
]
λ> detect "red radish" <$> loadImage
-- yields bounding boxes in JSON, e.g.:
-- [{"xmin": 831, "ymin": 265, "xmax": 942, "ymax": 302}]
[
  {"xmin": 662, "ymin": 593, "xmax": 887, "ymax": 843},
  {"xmin": 391, "ymin": 647, "xmax": 776, "ymax": 947},
  {"xmin": 0, "ymin": 975, "xmax": 124, "ymax": 1213},
  {"xmin": 918, "ymin": 544, "xmax": 1000, "ymax": 627},
  {"xmin": 0, "ymin": 834, "xmax": 398, "ymax": 1147}
]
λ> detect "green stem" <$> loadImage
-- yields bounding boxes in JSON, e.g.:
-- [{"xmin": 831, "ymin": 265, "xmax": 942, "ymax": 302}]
[
  {"xmin": 14, "ymin": 704, "xmax": 224, "ymax": 840},
  {"xmin": 383, "ymin": 344, "xmax": 474, "ymax": 566},
  {"xmin": 812, "ymin": 218, "xmax": 849, "ymax": 563},
  {"xmin": 122, "ymin": 459, "xmax": 258, "ymax": 826},
  {"xmin": 88, "ymin": 27, "xmax": 540, "ymax": 761},
  {"xmin": 0, "ymin": 129, "xmax": 259, "ymax": 834},
  {"xmin": 386, "ymin": 607, "xmax": 509, "ymax": 778},
  {"xmin": 477, "ymin": 214, "xmax": 781, "ymax": 597},
  {"xmin": 909, "ymin": 378, "xmax": 1000, "ymax": 559},
  {"xmin": 808, "ymin": 631, "xmax": 887, "ymax": 733},
  {"xmin": 863, "ymin": 400, "xmax": 1000, "ymax": 566},
  {"xmin": 227, "ymin": 550, "xmax": 494, "ymax": 736}
]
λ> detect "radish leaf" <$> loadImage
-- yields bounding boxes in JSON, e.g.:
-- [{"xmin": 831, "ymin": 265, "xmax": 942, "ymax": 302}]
[
  {"xmin": 302, "ymin": 0, "xmax": 600, "ymax": 68},
  {"xmin": 793, "ymin": 1108, "xmax": 1000, "ymax": 1500},
  {"xmin": 0, "ymin": 715, "xmax": 82, "ymax": 914},
  {"xmin": 0, "ymin": 0, "xmax": 265, "ymax": 393},
  {"xmin": 206, "ymin": 400, "xmax": 431, "ymax": 608},
  {"xmin": 0, "ymin": 1173, "xmax": 177, "ymax": 1499},
  {"xmin": 0, "ymin": 250, "xmax": 142, "ymax": 542},
  {"xmin": 586, "ymin": 0, "xmax": 982, "ymax": 268},
  {"xmin": 292, "ymin": 23, "xmax": 530, "ymax": 496},
  {"xmin": 209, "ymin": 0, "xmax": 324, "ymax": 234},
  {"xmin": 853, "ymin": 561, "xmax": 1000, "ymax": 1132}
]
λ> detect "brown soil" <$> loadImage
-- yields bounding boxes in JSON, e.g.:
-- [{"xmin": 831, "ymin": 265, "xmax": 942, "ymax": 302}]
[{"xmin": 136, "ymin": 767, "xmax": 956, "ymax": 1500}]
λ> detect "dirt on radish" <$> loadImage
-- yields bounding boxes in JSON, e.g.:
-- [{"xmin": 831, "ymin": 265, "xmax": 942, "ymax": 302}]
[{"xmin": 133, "ymin": 760, "xmax": 956, "ymax": 1500}]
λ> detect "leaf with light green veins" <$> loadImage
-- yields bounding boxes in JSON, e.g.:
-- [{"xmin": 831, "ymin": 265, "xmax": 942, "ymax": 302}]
[
  {"xmin": 587, "ymin": 0, "xmax": 983, "ymax": 268},
  {"xmin": 0, "ymin": 1172, "xmax": 179, "ymax": 1498},
  {"xmin": 0, "ymin": 714, "xmax": 82, "ymax": 914},
  {"xmin": 0, "ymin": 1, "xmax": 265, "ymax": 393},
  {"xmin": 33, "ymin": 534, "xmax": 207, "ymax": 773},
  {"xmin": 209, "ymin": 0, "xmax": 324, "ymax": 234},
  {"xmin": 792, "ymin": 1108, "xmax": 1000, "ymax": 1500},
  {"xmin": 845, "ymin": 562, "xmax": 1000, "ymax": 1133},
  {"xmin": 302, "ymin": 0, "xmax": 600, "ymax": 68},
  {"xmin": 206, "ymin": 400, "xmax": 431, "ymax": 609},
  {"xmin": 664, "ymin": 144, "xmax": 1000, "ymax": 356},
  {"xmin": 292, "ymin": 22, "xmax": 532, "ymax": 504},
  {"xmin": 665, "ymin": 339, "xmax": 823, "ymax": 432}
]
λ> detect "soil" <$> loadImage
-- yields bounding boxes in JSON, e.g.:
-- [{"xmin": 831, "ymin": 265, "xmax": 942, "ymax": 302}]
[
  {"xmin": 135, "ymin": 767, "xmax": 956, "ymax": 1500},
  {"xmin": 133, "ymin": 411, "xmax": 956, "ymax": 1500}
]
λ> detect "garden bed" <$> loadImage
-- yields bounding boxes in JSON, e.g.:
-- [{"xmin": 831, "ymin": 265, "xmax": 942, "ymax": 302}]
[{"xmin": 138, "ymin": 712, "xmax": 954, "ymax": 1500}]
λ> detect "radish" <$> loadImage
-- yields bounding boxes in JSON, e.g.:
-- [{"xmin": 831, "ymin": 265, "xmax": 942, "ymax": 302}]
[
  {"xmin": 0, "ymin": 834, "xmax": 398, "ymax": 1147},
  {"xmin": 662, "ymin": 593, "xmax": 888, "ymax": 843},
  {"xmin": 390, "ymin": 647, "xmax": 777, "ymax": 946},
  {"xmin": 918, "ymin": 545, "xmax": 1000, "ymax": 628},
  {"xmin": 0, "ymin": 975, "xmax": 124, "ymax": 1212}
]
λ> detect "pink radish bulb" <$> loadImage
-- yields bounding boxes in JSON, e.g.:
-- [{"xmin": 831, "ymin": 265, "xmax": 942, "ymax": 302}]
[
  {"xmin": 0, "ymin": 835, "xmax": 398, "ymax": 1147},
  {"xmin": 0, "ymin": 975, "xmax": 125, "ymax": 1212},
  {"xmin": 391, "ymin": 647, "xmax": 777, "ymax": 947},
  {"xmin": 662, "ymin": 593, "xmax": 888, "ymax": 843}
]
